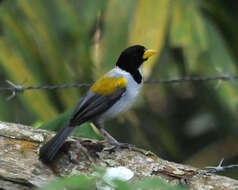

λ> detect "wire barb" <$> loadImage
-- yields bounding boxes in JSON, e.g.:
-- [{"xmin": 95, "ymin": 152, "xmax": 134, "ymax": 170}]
[
  {"xmin": 144, "ymin": 74, "xmax": 238, "ymax": 84},
  {"xmin": 203, "ymin": 158, "xmax": 238, "ymax": 173},
  {"xmin": 5, "ymin": 80, "xmax": 24, "ymax": 101}
]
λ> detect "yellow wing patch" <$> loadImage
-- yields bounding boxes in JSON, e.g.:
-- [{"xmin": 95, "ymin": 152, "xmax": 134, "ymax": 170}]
[{"xmin": 90, "ymin": 76, "xmax": 127, "ymax": 96}]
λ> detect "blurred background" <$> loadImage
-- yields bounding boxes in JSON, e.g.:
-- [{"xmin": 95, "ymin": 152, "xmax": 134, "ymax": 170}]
[{"xmin": 1, "ymin": 0, "xmax": 238, "ymax": 178}]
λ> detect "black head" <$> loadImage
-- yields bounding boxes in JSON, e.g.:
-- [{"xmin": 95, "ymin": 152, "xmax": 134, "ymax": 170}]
[{"xmin": 116, "ymin": 45, "xmax": 156, "ymax": 83}]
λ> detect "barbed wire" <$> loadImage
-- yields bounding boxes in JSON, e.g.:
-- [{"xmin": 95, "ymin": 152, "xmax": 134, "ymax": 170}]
[
  {"xmin": 201, "ymin": 158, "xmax": 238, "ymax": 174},
  {"xmin": 1, "ymin": 80, "xmax": 92, "ymax": 100},
  {"xmin": 1, "ymin": 74, "xmax": 237, "ymax": 100},
  {"xmin": 144, "ymin": 74, "xmax": 238, "ymax": 84}
]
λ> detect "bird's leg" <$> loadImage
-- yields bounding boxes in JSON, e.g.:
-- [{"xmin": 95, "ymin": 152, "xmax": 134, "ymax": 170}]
[
  {"xmin": 100, "ymin": 128, "xmax": 131, "ymax": 147},
  {"xmin": 94, "ymin": 122, "xmax": 156, "ymax": 156},
  {"xmin": 94, "ymin": 122, "xmax": 135, "ymax": 150},
  {"xmin": 100, "ymin": 127, "xmax": 154, "ymax": 155}
]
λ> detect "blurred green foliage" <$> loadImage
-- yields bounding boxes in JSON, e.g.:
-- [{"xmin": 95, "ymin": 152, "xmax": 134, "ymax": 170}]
[
  {"xmin": 1, "ymin": 0, "xmax": 238, "ymax": 180},
  {"xmin": 36, "ymin": 174, "xmax": 186, "ymax": 190}
]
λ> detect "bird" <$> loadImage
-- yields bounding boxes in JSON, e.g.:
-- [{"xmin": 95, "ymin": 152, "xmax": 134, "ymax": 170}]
[{"xmin": 39, "ymin": 45, "xmax": 156, "ymax": 164}]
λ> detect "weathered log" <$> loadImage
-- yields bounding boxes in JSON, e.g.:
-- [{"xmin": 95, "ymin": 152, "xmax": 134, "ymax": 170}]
[{"xmin": 0, "ymin": 121, "xmax": 238, "ymax": 190}]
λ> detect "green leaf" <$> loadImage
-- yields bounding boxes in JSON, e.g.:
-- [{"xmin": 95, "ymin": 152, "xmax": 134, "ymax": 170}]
[
  {"xmin": 196, "ymin": 19, "xmax": 238, "ymax": 113},
  {"xmin": 17, "ymin": 0, "xmax": 80, "ymax": 108},
  {"xmin": 170, "ymin": 0, "xmax": 238, "ymax": 114},
  {"xmin": 113, "ymin": 180, "xmax": 131, "ymax": 190},
  {"xmin": 40, "ymin": 109, "xmax": 102, "ymax": 140},
  {"xmin": 170, "ymin": 0, "xmax": 208, "ymax": 70},
  {"xmin": 129, "ymin": 0, "xmax": 170, "ymax": 77},
  {"xmin": 36, "ymin": 175, "xmax": 95, "ymax": 190},
  {"xmin": 99, "ymin": 0, "xmax": 136, "ymax": 74},
  {"xmin": 0, "ymin": 38, "xmax": 58, "ymax": 121}
]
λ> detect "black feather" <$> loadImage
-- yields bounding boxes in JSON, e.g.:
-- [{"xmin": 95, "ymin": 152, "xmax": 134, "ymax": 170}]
[
  {"xmin": 70, "ymin": 88, "xmax": 125, "ymax": 126},
  {"xmin": 39, "ymin": 125, "xmax": 74, "ymax": 164},
  {"xmin": 116, "ymin": 45, "xmax": 146, "ymax": 84}
]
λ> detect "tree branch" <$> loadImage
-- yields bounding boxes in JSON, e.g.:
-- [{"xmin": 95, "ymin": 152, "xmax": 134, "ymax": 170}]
[{"xmin": 0, "ymin": 121, "xmax": 238, "ymax": 190}]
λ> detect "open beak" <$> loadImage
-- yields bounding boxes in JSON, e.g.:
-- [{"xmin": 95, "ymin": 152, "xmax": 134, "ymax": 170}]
[{"xmin": 143, "ymin": 49, "xmax": 157, "ymax": 59}]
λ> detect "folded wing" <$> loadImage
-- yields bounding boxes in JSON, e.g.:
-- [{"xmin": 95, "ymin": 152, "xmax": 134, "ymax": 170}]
[{"xmin": 69, "ymin": 87, "xmax": 126, "ymax": 126}]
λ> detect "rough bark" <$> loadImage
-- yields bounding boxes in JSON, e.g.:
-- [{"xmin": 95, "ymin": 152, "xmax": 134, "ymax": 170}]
[{"xmin": 0, "ymin": 121, "xmax": 238, "ymax": 190}]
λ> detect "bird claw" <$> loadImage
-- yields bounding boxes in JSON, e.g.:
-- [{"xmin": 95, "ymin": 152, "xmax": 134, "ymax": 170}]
[{"xmin": 103, "ymin": 141, "xmax": 154, "ymax": 156}]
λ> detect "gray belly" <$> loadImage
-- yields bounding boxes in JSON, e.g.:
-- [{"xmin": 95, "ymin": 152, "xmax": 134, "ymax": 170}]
[{"xmin": 97, "ymin": 83, "xmax": 142, "ymax": 123}]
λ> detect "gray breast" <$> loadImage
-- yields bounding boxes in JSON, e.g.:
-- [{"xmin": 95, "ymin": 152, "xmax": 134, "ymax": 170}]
[{"xmin": 96, "ymin": 67, "xmax": 143, "ymax": 123}]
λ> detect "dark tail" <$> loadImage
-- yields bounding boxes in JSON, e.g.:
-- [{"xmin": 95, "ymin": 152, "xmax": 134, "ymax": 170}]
[{"xmin": 39, "ymin": 125, "xmax": 74, "ymax": 164}]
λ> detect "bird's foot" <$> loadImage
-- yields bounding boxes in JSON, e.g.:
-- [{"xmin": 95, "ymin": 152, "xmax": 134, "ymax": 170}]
[
  {"xmin": 98, "ymin": 127, "xmax": 155, "ymax": 156},
  {"xmin": 104, "ymin": 140, "xmax": 154, "ymax": 156}
]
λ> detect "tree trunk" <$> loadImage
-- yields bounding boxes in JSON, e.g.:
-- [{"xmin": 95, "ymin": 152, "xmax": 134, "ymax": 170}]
[{"xmin": 0, "ymin": 121, "xmax": 238, "ymax": 190}]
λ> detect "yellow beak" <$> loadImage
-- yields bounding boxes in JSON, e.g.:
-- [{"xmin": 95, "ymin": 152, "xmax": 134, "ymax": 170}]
[{"xmin": 143, "ymin": 49, "xmax": 157, "ymax": 59}]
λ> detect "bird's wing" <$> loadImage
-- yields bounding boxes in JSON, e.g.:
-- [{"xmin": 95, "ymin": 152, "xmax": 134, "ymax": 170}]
[{"xmin": 69, "ymin": 76, "xmax": 127, "ymax": 126}]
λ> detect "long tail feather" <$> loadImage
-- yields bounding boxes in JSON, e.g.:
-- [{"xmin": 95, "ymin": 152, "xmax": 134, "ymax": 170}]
[{"xmin": 39, "ymin": 125, "xmax": 74, "ymax": 164}]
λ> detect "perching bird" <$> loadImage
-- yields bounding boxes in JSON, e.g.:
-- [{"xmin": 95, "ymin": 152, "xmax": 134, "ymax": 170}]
[{"xmin": 39, "ymin": 45, "xmax": 156, "ymax": 163}]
